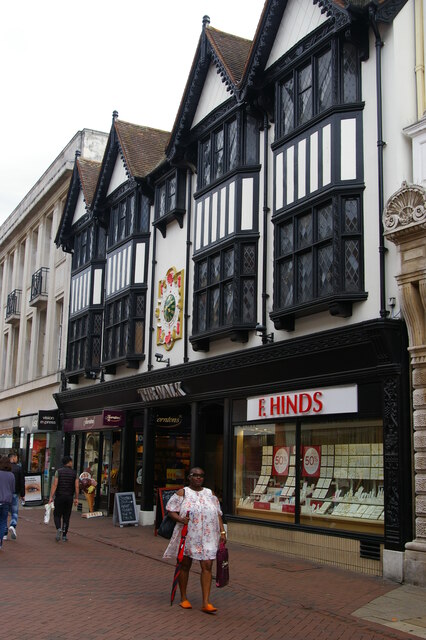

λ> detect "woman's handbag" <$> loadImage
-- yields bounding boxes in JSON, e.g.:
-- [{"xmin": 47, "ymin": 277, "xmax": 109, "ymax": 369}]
[
  {"xmin": 215, "ymin": 542, "xmax": 229, "ymax": 588},
  {"xmin": 157, "ymin": 514, "xmax": 176, "ymax": 539}
]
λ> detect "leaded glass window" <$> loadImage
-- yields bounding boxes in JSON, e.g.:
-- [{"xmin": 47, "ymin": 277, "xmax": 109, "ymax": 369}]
[
  {"xmin": 275, "ymin": 196, "xmax": 362, "ymax": 311},
  {"xmin": 343, "ymin": 43, "xmax": 358, "ymax": 103},
  {"xmin": 103, "ymin": 291, "xmax": 146, "ymax": 362},
  {"xmin": 198, "ymin": 115, "xmax": 257, "ymax": 189},
  {"xmin": 193, "ymin": 242, "xmax": 256, "ymax": 334},
  {"xmin": 317, "ymin": 49, "xmax": 332, "ymax": 112},
  {"xmin": 277, "ymin": 38, "xmax": 360, "ymax": 139},
  {"xmin": 297, "ymin": 64, "xmax": 313, "ymax": 126}
]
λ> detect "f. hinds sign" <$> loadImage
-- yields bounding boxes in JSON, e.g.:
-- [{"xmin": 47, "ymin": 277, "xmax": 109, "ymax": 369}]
[{"xmin": 247, "ymin": 385, "xmax": 357, "ymax": 421}]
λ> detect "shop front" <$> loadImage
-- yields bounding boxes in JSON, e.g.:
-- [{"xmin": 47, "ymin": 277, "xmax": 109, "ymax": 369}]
[
  {"xmin": 63, "ymin": 410, "xmax": 125, "ymax": 514},
  {"xmin": 54, "ymin": 319, "xmax": 411, "ymax": 575}
]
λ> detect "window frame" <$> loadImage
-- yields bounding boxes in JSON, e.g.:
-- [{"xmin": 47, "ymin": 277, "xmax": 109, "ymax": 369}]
[
  {"xmin": 273, "ymin": 192, "xmax": 365, "ymax": 322},
  {"xmin": 276, "ymin": 37, "xmax": 360, "ymax": 141},
  {"xmin": 192, "ymin": 240, "xmax": 257, "ymax": 338}
]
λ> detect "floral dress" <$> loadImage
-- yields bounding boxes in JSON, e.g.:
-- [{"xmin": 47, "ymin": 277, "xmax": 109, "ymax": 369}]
[{"xmin": 163, "ymin": 487, "xmax": 222, "ymax": 561}]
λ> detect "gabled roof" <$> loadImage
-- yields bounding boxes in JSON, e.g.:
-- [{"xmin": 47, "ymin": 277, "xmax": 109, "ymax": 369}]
[
  {"xmin": 205, "ymin": 26, "xmax": 252, "ymax": 87},
  {"xmin": 241, "ymin": 0, "xmax": 408, "ymax": 99},
  {"xmin": 77, "ymin": 157, "xmax": 102, "ymax": 208},
  {"xmin": 91, "ymin": 114, "xmax": 170, "ymax": 217},
  {"xmin": 115, "ymin": 120, "xmax": 170, "ymax": 179},
  {"xmin": 166, "ymin": 17, "xmax": 255, "ymax": 160},
  {"xmin": 54, "ymin": 153, "xmax": 102, "ymax": 251}
]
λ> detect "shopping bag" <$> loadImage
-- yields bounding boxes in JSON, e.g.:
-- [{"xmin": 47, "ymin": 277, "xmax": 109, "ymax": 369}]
[
  {"xmin": 216, "ymin": 542, "xmax": 229, "ymax": 588},
  {"xmin": 43, "ymin": 502, "xmax": 54, "ymax": 525},
  {"xmin": 157, "ymin": 514, "xmax": 176, "ymax": 539}
]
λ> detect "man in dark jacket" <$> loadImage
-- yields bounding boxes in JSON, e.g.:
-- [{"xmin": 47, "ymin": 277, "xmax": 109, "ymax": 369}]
[
  {"xmin": 0, "ymin": 456, "xmax": 15, "ymax": 550},
  {"xmin": 48, "ymin": 456, "xmax": 79, "ymax": 542},
  {"xmin": 5, "ymin": 451, "xmax": 25, "ymax": 540}
]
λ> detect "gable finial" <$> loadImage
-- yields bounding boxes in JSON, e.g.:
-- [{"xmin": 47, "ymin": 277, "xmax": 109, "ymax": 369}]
[
  {"xmin": 112, "ymin": 110, "xmax": 118, "ymax": 122},
  {"xmin": 75, "ymin": 149, "xmax": 81, "ymax": 159},
  {"xmin": 202, "ymin": 15, "xmax": 210, "ymax": 30}
]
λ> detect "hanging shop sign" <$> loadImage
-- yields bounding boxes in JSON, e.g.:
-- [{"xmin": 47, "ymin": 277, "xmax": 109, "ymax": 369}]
[
  {"xmin": 247, "ymin": 384, "xmax": 358, "ymax": 421},
  {"xmin": 38, "ymin": 410, "xmax": 59, "ymax": 430},
  {"xmin": 102, "ymin": 409, "xmax": 125, "ymax": 427}
]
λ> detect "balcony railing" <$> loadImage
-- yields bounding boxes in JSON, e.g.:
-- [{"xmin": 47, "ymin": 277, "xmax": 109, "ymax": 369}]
[
  {"xmin": 30, "ymin": 267, "xmax": 49, "ymax": 306},
  {"xmin": 5, "ymin": 289, "xmax": 22, "ymax": 322}
]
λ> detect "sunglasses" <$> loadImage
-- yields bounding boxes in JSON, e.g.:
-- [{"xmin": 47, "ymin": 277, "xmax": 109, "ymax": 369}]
[{"xmin": 190, "ymin": 473, "xmax": 204, "ymax": 478}]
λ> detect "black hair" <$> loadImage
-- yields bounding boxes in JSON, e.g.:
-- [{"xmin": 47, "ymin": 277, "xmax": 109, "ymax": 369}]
[{"xmin": 62, "ymin": 455, "xmax": 72, "ymax": 465}]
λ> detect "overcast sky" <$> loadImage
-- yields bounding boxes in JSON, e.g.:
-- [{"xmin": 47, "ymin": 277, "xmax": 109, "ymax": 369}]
[{"xmin": 0, "ymin": 0, "xmax": 265, "ymax": 225}]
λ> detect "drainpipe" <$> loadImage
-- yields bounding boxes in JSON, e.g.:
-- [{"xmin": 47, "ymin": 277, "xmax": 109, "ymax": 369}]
[
  {"xmin": 369, "ymin": 7, "xmax": 389, "ymax": 319},
  {"xmin": 415, "ymin": 0, "xmax": 425, "ymax": 119},
  {"xmin": 148, "ymin": 224, "xmax": 157, "ymax": 370},
  {"xmin": 184, "ymin": 169, "xmax": 193, "ymax": 363},
  {"xmin": 261, "ymin": 112, "xmax": 270, "ymax": 332}
]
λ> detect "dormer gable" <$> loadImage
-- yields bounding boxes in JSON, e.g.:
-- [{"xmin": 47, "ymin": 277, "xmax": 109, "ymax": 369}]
[
  {"xmin": 55, "ymin": 152, "xmax": 102, "ymax": 253},
  {"xmin": 92, "ymin": 112, "xmax": 170, "ymax": 228},
  {"xmin": 166, "ymin": 16, "xmax": 253, "ymax": 163}
]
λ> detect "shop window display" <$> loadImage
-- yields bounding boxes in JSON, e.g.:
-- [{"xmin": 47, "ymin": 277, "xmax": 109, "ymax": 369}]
[{"xmin": 234, "ymin": 419, "xmax": 384, "ymax": 534}]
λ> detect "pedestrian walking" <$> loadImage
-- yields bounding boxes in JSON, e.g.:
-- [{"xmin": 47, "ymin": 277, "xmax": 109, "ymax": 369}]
[
  {"xmin": 48, "ymin": 456, "xmax": 79, "ymax": 542},
  {"xmin": 163, "ymin": 467, "xmax": 226, "ymax": 613},
  {"xmin": 0, "ymin": 456, "xmax": 15, "ymax": 551},
  {"xmin": 5, "ymin": 450, "xmax": 25, "ymax": 540}
]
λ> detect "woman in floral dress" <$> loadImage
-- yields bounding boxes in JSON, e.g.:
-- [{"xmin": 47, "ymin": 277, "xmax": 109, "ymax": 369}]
[{"xmin": 163, "ymin": 467, "xmax": 226, "ymax": 613}]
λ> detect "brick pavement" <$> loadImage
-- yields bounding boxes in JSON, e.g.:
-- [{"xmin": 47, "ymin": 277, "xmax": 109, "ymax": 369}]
[{"xmin": 0, "ymin": 506, "xmax": 422, "ymax": 640}]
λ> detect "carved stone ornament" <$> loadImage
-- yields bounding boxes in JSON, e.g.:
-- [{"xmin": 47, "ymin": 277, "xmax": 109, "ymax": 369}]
[{"xmin": 383, "ymin": 181, "xmax": 426, "ymax": 236}]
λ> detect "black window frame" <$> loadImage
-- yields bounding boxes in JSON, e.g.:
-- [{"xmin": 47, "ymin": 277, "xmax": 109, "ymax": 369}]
[
  {"xmin": 276, "ymin": 37, "xmax": 361, "ymax": 140},
  {"xmin": 199, "ymin": 118, "xmax": 238, "ymax": 189},
  {"xmin": 192, "ymin": 239, "xmax": 257, "ymax": 339},
  {"xmin": 108, "ymin": 189, "xmax": 150, "ymax": 250},
  {"xmin": 102, "ymin": 290, "xmax": 146, "ymax": 365},
  {"xmin": 272, "ymin": 191, "xmax": 366, "ymax": 328}
]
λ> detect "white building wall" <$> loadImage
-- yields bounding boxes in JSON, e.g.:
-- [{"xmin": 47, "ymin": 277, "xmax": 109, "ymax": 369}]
[{"xmin": 0, "ymin": 129, "xmax": 107, "ymax": 424}]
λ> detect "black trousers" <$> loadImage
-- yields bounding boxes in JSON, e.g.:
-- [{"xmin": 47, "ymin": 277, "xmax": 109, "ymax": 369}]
[{"xmin": 53, "ymin": 496, "xmax": 73, "ymax": 535}]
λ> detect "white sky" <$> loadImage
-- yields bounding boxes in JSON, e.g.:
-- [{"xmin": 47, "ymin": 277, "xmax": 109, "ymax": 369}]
[{"xmin": 0, "ymin": 0, "xmax": 265, "ymax": 225}]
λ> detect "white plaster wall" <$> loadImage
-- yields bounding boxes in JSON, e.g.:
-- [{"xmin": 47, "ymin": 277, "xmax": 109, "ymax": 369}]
[
  {"xmin": 72, "ymin": 189, "xmax": 87, "ymax": 224},
  {"xmin": 191, "ymin": 63, "xmax": 231, "ymax": 128},
  {"xmin": 150, "ymin": 217, "xmax": 188, "ymax": 368},
  {"xmin": 381, "ymin": 2, "xmax": 416, "ymax": 314},
  {"xmin": 266, "ymin": 0, "xmax": 327, "ymax": 69},
  {"xmin": 107, "ymin": 156, "xmax": 128, "ymax": 196}
]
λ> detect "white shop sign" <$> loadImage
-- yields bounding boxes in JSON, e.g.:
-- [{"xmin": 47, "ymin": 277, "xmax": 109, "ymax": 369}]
[{"xmin": 247, "ymin": 384, "xmax": 358, "ymax": 421}]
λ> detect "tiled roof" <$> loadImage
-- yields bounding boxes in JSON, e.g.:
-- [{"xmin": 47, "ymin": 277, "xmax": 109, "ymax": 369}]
[
  {"xmin": 76, "ymin": 158, "xmax": 101, "ymax": 208},
  {"xmin": 115, "ymin": 120, "xmax": 170, "ymax": 178},
  {"xmin": 206, "ymin": 26, "xmax": 253, "ymax": 86}
]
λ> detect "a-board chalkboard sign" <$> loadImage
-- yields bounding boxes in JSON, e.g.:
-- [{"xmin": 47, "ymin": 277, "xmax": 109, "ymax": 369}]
[
  {"xmin": 113, "ymin": 492, "xmax": 138, "ymax": 527},
  {"xmin": 155, "ymin": 487, "xmax": 183, "ymax": 534}
]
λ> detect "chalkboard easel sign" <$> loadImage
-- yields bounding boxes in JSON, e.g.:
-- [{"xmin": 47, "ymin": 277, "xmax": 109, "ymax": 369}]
[
  {"xmin": 113, "ymin": 492, "xmax": 138, "ymax": 527},
  {"xmin": 155, "ymin": 486, "xmax": 183, "ymax": 535}
]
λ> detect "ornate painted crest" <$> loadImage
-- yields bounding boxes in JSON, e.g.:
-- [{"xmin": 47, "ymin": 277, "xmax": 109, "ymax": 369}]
[{"xmin": 155, "ymin": 267, "xmax": 184, "ymax": 350}]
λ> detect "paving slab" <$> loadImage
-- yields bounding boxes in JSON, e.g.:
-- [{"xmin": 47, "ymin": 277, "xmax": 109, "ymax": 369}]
[{"xmin": 1, "ymin": 505, "xmax": 424, "ymax": 640}]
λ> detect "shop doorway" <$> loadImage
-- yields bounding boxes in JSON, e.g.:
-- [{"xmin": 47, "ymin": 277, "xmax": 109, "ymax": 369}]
[{"xmin": 70, "ymin": 429, "xmax": 121, "ymax": 514}]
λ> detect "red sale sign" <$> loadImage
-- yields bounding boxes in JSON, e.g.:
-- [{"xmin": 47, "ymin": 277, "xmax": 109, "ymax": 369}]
[
  {"xmin": 272, "ymin": 446, "xmax": 290, "ymax": 476},
  {"xmin": 302, "ymin": 446, "xmax": 321, "ymax": 477}
]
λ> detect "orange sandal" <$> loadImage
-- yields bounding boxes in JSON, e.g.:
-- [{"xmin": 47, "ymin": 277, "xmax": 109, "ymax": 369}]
[
  {"xmin": 201, "ymin": 604, "xmax": 218, "ymax": 614},
  {"xmin": 179, "ymin": 600, "xmax": 192, "ymax": 609}
]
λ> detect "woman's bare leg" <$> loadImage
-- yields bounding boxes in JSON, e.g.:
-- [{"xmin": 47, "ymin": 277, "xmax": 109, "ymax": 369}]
[
  {"xmin": 178, "ymin": 556, "xmax": 192, "ymax": 602},
  {"xmin": 200, "ymin": 559, "xmax": 213, "ymax": 608}
]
